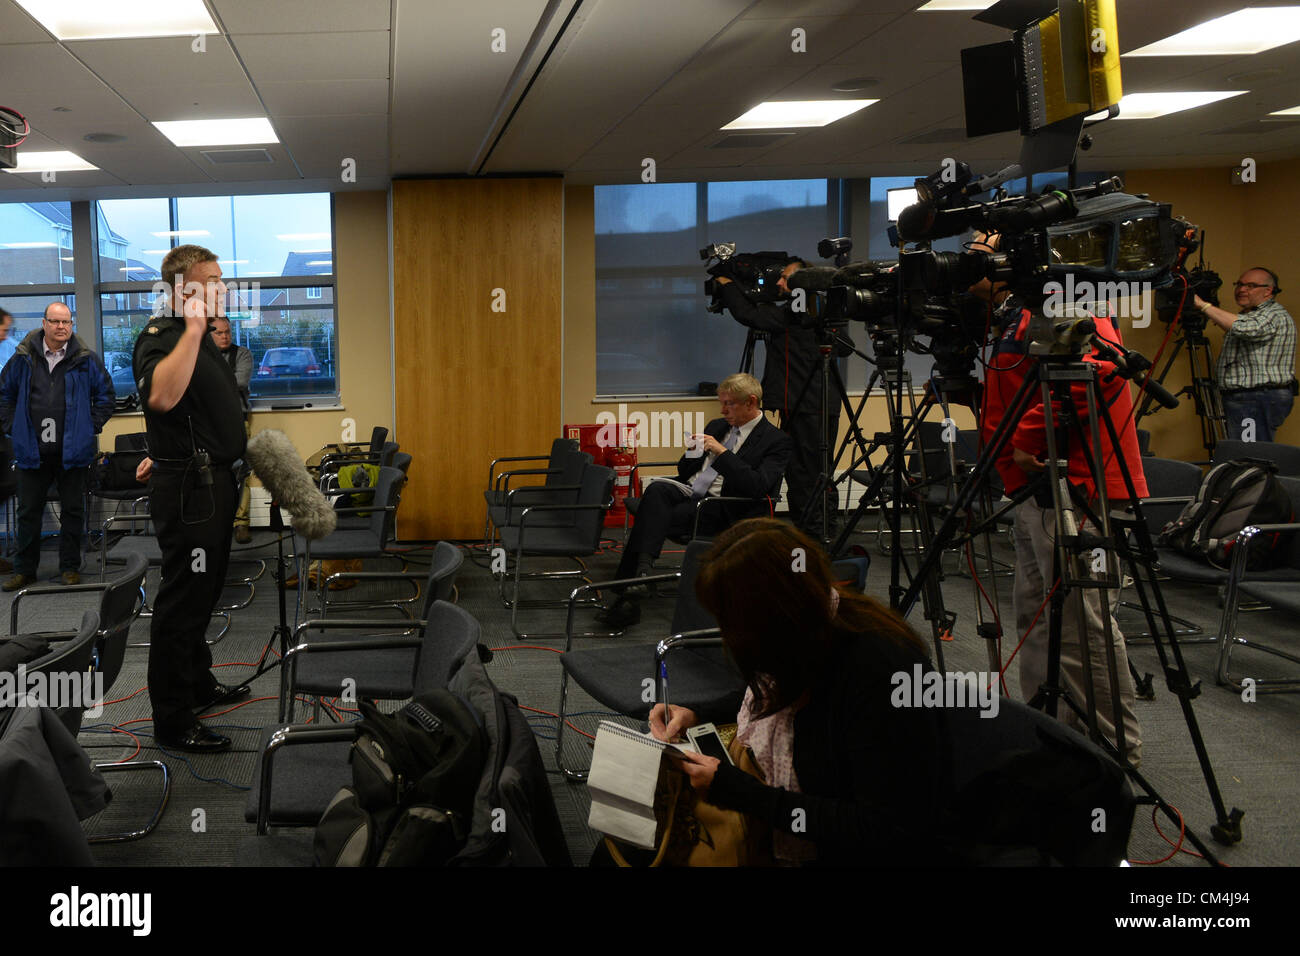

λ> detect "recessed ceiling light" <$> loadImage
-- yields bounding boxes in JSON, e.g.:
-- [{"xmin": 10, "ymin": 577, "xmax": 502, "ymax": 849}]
[
  {"xmin": 60, "ymin": 256, "xmax": 75, "ymax": 261},
  {"xmin": 1269, "ymin": 105, "xmax": 1300, "ymax": 116},
  {"xmin": 1, "ymin": 151, "xmax": 98, "ymax": 173},
  {"xmin": 150, "ymin": 230, "xmax": 210, "ymax": 238},
  {"xmin": 120, "ymin": 266, "xmax": 150, "ymax": 272},
  {"xmin": 152, "ymin": 118, "xmax": 278, "ymax": 148},
  {"xmin": 15, "ymin": 0, "xmax": 218, "ymax": 40},
  {"xmin": 722, "ymin": 100, "xmax": 877, "ymax": 130},
  {"xmin": 141, "ymin": 249, "xmax": 171, "ymax": 255},
  {"xmin": 916, "ymin": 1, "xmax": 995, "ymax": 9},
  {"xmin": 305, "ymin": 261, "xmax": 333, "ymax": 266},
  {"xmin": 1108, "ymin": 91, "xmax": 1247, "ymax": 119},
  {"xmin": 2, "ymin": 241, "xmax": 58, "ymax": 248},
  {"xmin": 276, "ymin": 233, "xmax": 331, "ymax": 242},
  {"xmin": 831, "ymin": 76, "xmax": 880, "ymax": 93},
  {"xmin": 1125, "ymin": 7, "xmax": 1300, "ymax": 56}
]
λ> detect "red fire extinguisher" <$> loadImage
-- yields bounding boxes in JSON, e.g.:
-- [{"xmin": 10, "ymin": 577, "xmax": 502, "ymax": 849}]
[{"xmin": 609, "ymin": 446, "xmax": 634, "ymax": 519}]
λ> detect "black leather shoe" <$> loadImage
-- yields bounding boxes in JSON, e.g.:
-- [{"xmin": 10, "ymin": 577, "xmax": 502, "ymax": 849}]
[
  {"xmin": 195, "ymin": 681, "xmax": 252, "ymax": 711},
  {"xmin": 595, "ymin": 598, "xmax": 641, "ymax": 629},
  {"xmin": 156, "ymin": 721, "xmax": 232, "ymax": 753}
]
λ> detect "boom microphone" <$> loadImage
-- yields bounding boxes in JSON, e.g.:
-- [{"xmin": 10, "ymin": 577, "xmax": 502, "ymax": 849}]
[
  {"xmin": 245, "ymin": 429, "xmax": 338, "ymax": 540},
  {"xmin": 784, "ymin": 267, "xmax": 839, "ymax": 292}
]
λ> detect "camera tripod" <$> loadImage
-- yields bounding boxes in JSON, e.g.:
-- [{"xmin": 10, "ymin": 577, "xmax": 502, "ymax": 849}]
[
  {"xmin": 900, "ymin": 338, "xmax": 1243, "ymax": 861},
  {"xmin": 1135, "ymin": 309, "xmax": 1226, "ymax": 461}
]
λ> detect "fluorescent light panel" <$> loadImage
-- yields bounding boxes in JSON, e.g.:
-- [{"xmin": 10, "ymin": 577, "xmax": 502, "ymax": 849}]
[
  {"xmin": 1, "ymin": 151, "xmax": 97, "ymax": 173},
  {"xmin": 722, "ymin": 100, "xmax": 877, "ymax": 130},
  {"xmin": 1125, "ymin": 7, "xmax": 1300, "ymax": 56},
  {"xmin": 1269, "ymin": 106, "xmax": 1300, "ymax": 116},
  {"xmin": 153, "ymin": 118, "xmax": 278, "ymax": 147},
  {"xmin": 305, "ymin": 261, "xmax": 333, "ymax": 266},
  {"xmin": 15, "ymin": 0, "xmax": 217, "ymax": 40},
  {"xmin": 2, "ymin": 241, "xmax": 58, "ymax": 248},
  {"xmin": 916, "ymin": 1, "xmax": 996, "ymax": 9},
  {"xmin": 1113, "ymin": 91, "xmax": 1247, "ymax": 119}
]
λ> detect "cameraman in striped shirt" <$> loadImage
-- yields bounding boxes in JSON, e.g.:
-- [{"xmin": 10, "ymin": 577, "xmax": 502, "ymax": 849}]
[{"xmin": 1195, "ymin": 267, "xmax": 1296, "ymax": 442}]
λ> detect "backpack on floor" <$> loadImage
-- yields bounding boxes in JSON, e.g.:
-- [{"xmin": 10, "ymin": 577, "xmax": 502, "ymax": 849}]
[
  {"xmin": 314, "ymin": 690, "xmax": 487, "ymax": 866},
  {"xmin": 1158, "ymin": 458, "xmax": 1293, "ymax": 571}
]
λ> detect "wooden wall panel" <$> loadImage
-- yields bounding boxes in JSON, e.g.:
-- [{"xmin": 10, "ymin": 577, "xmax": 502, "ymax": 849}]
[{"xmin": 392, "ymin": 178, "xmax": 563, "ymax": 539}]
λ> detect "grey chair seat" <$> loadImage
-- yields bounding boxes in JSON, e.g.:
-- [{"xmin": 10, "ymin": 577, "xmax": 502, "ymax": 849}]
[
  {"xmin": 243, "ymin": 727, "xmax": 353, "ymax": 826},
  {"xmin": 291, "ymin": 635, "xmax": 420, "ymax": 699},
  {"xmin": 1239, "ymin": 580, "xmax": 1300, "ymax": 615},
  {"xmin": 1156, "ymin": 549, "xmax": 1299, "ymax": 585},
  {"xmin": 499, "ymin": 525, "xmax": 593, "ymax": 555},
  {"xmin": 561, "ymin": 646, "xmax": 742, "ymax": 720},
  {"xmin": 107, "ymin": 535, "xmax": 162, "ymax": 564},
  {"xmin": 294, "ymin": 529, "xmax": 386, "ymax": 559}
]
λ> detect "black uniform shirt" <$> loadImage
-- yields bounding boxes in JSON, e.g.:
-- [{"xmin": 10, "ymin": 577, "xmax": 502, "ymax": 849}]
[{"xmin": 133, "ymin": 311, "xmax": 247, "ymax": 464}]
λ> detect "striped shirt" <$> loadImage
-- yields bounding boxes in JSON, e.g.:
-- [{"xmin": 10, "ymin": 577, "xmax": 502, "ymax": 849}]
[{"xmin": 1216, "ymin": 298, "xmax": 1296, "ymax": 390}]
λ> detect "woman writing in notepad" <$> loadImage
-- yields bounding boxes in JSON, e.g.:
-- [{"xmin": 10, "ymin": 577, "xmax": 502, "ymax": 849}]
[{"xmin": 649, "ymin": 518, "xmax": 952, "ymax": 865}]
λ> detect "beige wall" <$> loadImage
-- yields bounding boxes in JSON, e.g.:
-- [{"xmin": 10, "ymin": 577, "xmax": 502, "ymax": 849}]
[
  {"xmin": 101, "ymin": 190, "xmax": 395, "ymax": 479},
  {"xmin": 1124, "ymin": 158, "xmax": 1300, "ymax": 461}
]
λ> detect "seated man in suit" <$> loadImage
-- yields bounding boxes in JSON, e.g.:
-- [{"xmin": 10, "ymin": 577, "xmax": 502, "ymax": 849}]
[{"xmin": 598, "ymin": 372, "xmax": 793, "ymax": 627}]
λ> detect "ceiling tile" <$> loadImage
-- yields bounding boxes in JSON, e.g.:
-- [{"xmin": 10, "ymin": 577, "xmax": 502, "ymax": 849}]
[
  {"xmin": 257, "ymin": 79, "xmax": 389, "ymax": 117},
  {"xmin": 213, "ymin": 0, "xmax": 392, "ymax": 34},
  {"xmin": 232, "ymin": 31, "xmax": 390, "ymax": 83}
]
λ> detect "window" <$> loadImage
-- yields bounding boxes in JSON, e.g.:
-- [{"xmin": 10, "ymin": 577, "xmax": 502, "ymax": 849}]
[
  {"xmin": 595, "ymin": 180, "xmax": 836, "ymax": 398},
  {"xmin": 95, "ymin": 193, "xmax": 337, "ymax": 405}
]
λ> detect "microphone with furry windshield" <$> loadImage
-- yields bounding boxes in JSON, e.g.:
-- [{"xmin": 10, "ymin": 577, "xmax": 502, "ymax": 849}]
[{"xmin": 245, "ymin": 429, "xmax": 337, "ymax": 540}]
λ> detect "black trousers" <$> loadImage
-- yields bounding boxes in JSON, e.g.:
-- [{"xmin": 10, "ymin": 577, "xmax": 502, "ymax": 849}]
[
  {"xmin": 147, "ymin": 465, "xmax": 237, "ymax": 735},
  {"xmin": 782, "ymin": 411, "xmax": 839, "ymax": 537},
  {"xmin": 15, "ymin": 460, "xmax": 86, "ymax": 576},
  {"xmin": 616, "ymin": 482, "xmax": 726, "ymax": 578}
]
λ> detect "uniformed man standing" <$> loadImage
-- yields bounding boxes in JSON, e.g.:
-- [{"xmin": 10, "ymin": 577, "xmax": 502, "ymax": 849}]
[{"xmin": 134, "ymin": 244, "xmax": 249, "ymax": 752}]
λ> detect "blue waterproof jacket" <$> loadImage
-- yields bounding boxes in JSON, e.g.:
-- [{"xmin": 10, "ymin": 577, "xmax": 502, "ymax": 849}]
[{"xmin": 0, "ymin": 329, "xmax": 115, "ymax": 468}]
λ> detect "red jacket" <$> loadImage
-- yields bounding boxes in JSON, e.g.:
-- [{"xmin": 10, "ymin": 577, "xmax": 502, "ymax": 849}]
[{"xmin": 981, "ymin": 310, "xmax": 1148, "ymax": 501}]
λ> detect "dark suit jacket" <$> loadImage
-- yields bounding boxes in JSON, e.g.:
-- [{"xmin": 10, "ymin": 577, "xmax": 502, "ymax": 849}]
[{"xmin": 673, "ymin": 415, "xmax": 792, "ymax": 527}]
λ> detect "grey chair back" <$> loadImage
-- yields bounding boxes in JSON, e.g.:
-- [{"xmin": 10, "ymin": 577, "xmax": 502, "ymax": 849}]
[
  {"xmin": 367, "ymin": 426, "xmax": 389, "ymax": 457},
  {"xmin": 670, "ymin": 539, "xmax": 716, "ymax": 635},
  {"xmin": 544, "ymin": 438, "xmax": 581, "ymax": 488},
  {"xmin": 413, "ymin": 601, "xmax": 482, "ymax": 691},
  {"xmin": 367, "ymin": 466, "xmax": 407, "ymax": 544},
  {"xmin": 1212, "ymin": 439, "xmax": 1300, "ymax": 476},
  {"xmin": 1140, "ymin": 457, "xmax": 1203, "ymax": 533},
  {"xmin": 6, "ymin": 610, "xmax": 100, "ymax": 738},
  {"xmin": 391, "ymin": 452, "xmax": 413, "ymax": 475},
  {"xmin": 574, "ymin": 464, "xmax": 614, "ymax": 549},
  {"xmin": 420, "ymin": 542, "xmax": 465, "ymax": 618},
  {"xmin": 93, "ymin": 553, "xmax": 149, "ymax": 694}
]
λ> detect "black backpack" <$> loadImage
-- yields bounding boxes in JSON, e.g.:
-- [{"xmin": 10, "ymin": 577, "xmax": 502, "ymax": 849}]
[
  {"xmin": 313, "ymin": 690, "xmax": 487, "ymax": 866},
  {"xmin": 1158, "ymin": 458, "xmax": 1293, "ymax": 570}
]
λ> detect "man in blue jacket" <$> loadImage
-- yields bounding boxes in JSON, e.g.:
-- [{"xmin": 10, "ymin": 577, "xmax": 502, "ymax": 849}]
[{"xmin": 0, "ymin": 303, "xmax": 115, "ymax": 589}]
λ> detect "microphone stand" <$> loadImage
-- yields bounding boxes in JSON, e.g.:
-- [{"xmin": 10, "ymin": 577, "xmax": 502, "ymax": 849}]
[{"xmin": 238, "ymin": 502, "xmax": 293, "ymax": 687}]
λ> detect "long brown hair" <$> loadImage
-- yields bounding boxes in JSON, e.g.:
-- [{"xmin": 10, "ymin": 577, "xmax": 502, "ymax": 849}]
[{"xmin": 695, "ymin": 518, "xmax": 925, "ymax": 719}]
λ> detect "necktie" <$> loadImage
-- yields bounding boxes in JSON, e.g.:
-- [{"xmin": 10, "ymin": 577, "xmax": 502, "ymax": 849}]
[{"xmin": 690, "ymin": 427, "xmax": 740, "ymax": 498}]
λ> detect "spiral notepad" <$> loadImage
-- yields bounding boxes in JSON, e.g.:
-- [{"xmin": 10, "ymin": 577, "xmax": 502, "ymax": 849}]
[{"xmin": 587, "ymin": 721, "xmax": 692, "ymax": 849}]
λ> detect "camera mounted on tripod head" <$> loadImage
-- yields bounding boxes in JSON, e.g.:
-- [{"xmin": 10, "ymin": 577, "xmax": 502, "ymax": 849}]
[{"xmin": 700, "ymin": 243, "xmax": 794, "ymax": 314}]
